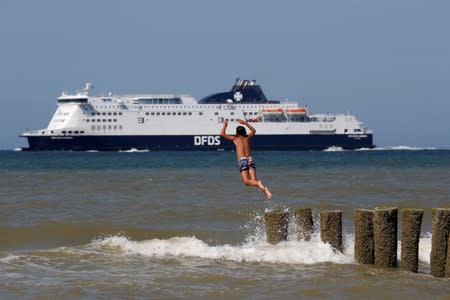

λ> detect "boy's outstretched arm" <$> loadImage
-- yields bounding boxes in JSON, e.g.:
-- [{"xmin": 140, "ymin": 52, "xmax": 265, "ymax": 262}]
[
  {"xmin": 220, "ymin": 119, "xmax": 235, "ymax": 141},
  {"xmin": 237, "ymin": 118, "xmax": 256, "ymax": 138}
]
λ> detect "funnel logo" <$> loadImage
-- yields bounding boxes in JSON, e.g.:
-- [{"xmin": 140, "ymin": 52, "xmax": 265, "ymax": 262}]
[{"xmin": 233, "ymin": 92, "xmax": 243, "ymax": 102}]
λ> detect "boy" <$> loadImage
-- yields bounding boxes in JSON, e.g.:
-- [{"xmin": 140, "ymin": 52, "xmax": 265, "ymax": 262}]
[{"xmin": 220, "ymin": 118, "xmax": 272, "ymax": 199}]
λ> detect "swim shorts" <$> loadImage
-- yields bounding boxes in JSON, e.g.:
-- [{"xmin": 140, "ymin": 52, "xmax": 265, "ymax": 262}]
[{"xmin": 238, "ymin": 156, "xmax": 256, "ymax": 172}]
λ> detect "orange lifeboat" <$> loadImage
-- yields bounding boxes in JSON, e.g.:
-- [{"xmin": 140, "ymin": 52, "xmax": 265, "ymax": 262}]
[
  {"xmin": 286, "ymin": 107, "xmax": 307, "ymax": 116},
  {"xmin": 262, "ymin": 108, "xmax": 283, "ymax": 117}
]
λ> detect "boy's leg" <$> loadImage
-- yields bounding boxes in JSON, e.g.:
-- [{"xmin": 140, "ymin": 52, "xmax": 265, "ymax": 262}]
[
  {"xmin": 241, "ymin": 170, "xmax": 272, "ymax": 198},
  {"xmin": 250, "ymin": 167, "xmax": 272, "ymax": 199}
]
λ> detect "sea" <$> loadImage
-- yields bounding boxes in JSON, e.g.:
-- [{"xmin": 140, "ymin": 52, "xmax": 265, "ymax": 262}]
[{"xmin": 1, "ymin": 146, "xmax": 449, "ymax": 299}]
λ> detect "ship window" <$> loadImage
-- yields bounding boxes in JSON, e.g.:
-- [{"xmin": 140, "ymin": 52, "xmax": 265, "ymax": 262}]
[
  {"xmin": 97, "ymin": 125, "xmax": 101, "ymax": 130},
  {"xmin": 74, "ymin": 131, "xmax": 79, "ymax": 134},
  {"xmin": 178, "ymin": 112, "xmax": 181, "ymax": 115},
  {"xmin": 230, "ymin": 112, "xmax": 234, "ymax": 115},
  {"xmin": 102, "ymin": 113, "xmax": 106, "ymax": 116},
  {"xmin": 157, "ymin": 112, "xmax": 160, "ymax": 116},
  {"xmin": 91, "ymin": 113, "xmax": 95, "ymax": 116},
  {"xmin": 138, "ymin": 117, "xmax": 144, "ymax": 124},
  {"xmin": 68, "ymin": 131, "xmax": 73, "ymax": 134},
  {"xmin": 215, "ymin": 112, "xmax": 218, "ymax": 115},
  {"xmin": 119, "ymin": 112, "xmax": 123, "ymax": 115},
  {"xmin": 113, "ymin": 112, "xmax": 117, "ymax": 116},
  {"xmin": 97, "ymin": 119, "xmax": 101, "ymax": 122},
  {"xmin": 103, "ymin": 125, "xmax": 106, "ymax": 130},
  {"xmin": 183, "ymin": 112, "xmax": 187, "ymax": 115},
  {"xmin": 119, "ymin": 125, "xmax": 123, "ymax": 130},
  {"xmin": 151, "ymin": 112, "xmax": 155, "ymax": 116},
  {"xmin": 80, "ymin": 131, "xmax": 84, "ymax": 134},
  {"xmin": 146, "ymin": 112, "xmax": 149, "ymax": 115},
  {"xmin": 108, "ymin": 125, "xmax": 112, "ymax": 129},
  {"xmin": 62, "ymin": 131, "xmax": 66, "ymax": 134},
  {"xmin": 108, "ymin": 112, "xmax": 111, "ymax": 116},
  {"xmin": 103, "ymin": 119, "xmax": 106, "ymax": 122},
  {"xmin": 91, "ymin": 126, "xmax": 95, "ymax": 130},
  {"xmin": 108, "ymin": 119, "xmax": 111, "ymax": 122},
  {"xmin": 96, "ymin": 113, "xmax": 101, "ymax": 116},
  {"xmin": 199, "ymin": 112, "xmax": 203, "ymax": 116},
  {"xmin": 114, "ymin": 119, "xmax": 117, "ymax": 122},
  {"xmin": 162, "ymin": 112, "xmax": 165, "ymax": 116},
  {"xmin": 243, "ymin": 112, "xmax": 247, "ymax": 115},
  {"xmin": 114, "ymin": 125, "xmax": 117, "ymax": 129},
  {"xmin": 86, "ymin": 119, "xmax": 90, "ymax": 122},
  {"xmin": 218, "ymin": 117, "xmax": 224, "ymax": 123},
  {"xmin": 188, "ymin": 112, "xmax": 192, "ymax": 115}
]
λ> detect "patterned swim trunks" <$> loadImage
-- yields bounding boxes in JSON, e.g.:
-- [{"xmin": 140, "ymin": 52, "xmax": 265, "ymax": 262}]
[{"xmin": 238, "ymin": 156, "xmax": 256, "ymax": 172}]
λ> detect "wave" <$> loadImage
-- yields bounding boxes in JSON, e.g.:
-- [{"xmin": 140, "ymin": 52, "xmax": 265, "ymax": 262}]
[
  {"xmin": 376, "ymin": 146, "xmax": 438, "ymax": 151},
  {"xmin": 119, "ymin": 148, "xmax": 150, "ymax": 153},
  {"xmin": 0, "ymin": 231, "xmax": 433, "ymax": 267},
  {"xmin": 323, "ymin": 146, "xmax": 344, "ymax": 152},
  {"xmin": 354, "ymin": 146, "xmax": 440, "ymax": 151},
  {"xmin": 88, "ymin": 232, "xmax": 433, "ymax": 265},
  {"xmin": 92, "ymin": 234, "xmax": 354, "ymax": 265}
]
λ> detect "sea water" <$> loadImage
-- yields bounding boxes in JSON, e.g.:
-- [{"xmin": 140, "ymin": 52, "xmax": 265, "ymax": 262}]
[{"xmin": 0, "ymin": 148, "xmax": 449, "ymax": 299}]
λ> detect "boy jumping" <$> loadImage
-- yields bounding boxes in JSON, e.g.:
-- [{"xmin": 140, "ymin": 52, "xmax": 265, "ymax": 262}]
[{"xmin": 220, "ymin": 118, "xmax": 272, "ymax": 199}]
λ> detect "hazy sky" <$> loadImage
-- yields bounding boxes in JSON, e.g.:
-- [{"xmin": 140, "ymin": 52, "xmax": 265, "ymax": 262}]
[{"xmin": 1, "ymin": 0, "xmax": 449, "ymax": 149}]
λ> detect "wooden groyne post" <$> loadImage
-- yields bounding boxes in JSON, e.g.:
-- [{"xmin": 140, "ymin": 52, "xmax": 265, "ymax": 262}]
[
  {"xmin": 295, "ymin": 208, "xmax": 314, "ymax": 241},
  {"xmin": 373, "ymin": 207, "xmax": 398, "ymax": 268},
  {"xmin": 354, "ymin": 209, "xmax": 374, "ymax": 264},
  {"xmin": 320, "ymin": 210, "xmax": 342, "ymax": 252},
  {"xmin": 264, "ymin": 211, "xmax": 289, "ymax": 245},
  {"xmin": 401, "ymin": 208, "xmax": 424, "ymax": 273},
  {"xmin": 430, "ymin": 208, "xmax": 450, "ymax": 277}
]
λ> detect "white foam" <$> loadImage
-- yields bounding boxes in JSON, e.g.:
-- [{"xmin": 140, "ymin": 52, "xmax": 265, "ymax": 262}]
[
  {"xmin": 90, "ymin": 230, "xmax": 433, "ymax": 266},
  {"xmin": 323, "ymin": 146, "xmax": 344, "ymax": 152},
  {"xmin": 12, "ymin": 148, "xmax": 23, "ymax": 152},
  {"xmin": 375, "ymin": 145, "xmax": 437, "ymax": 151},
  {"xmin": 92, "ymin": 235, "xmax": 354, "ymax": 265},
  {"xmin": 418, "ymin": 232, "xmax": 432, "ymax": 264},
  {"xmin": 119, "ymin": 148, "xmax": 149, "ymax": 153}
]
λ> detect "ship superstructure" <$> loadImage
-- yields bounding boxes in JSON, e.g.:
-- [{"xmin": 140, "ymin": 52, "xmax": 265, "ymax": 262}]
[{"xmin": 21, "ymin": 80, "xmax": 374, "ymax": 150}]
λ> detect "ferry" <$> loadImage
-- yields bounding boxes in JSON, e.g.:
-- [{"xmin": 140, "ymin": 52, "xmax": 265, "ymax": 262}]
[{"xmin": 21, "ymin": 79, "xmax": 374, "ymax": 151}]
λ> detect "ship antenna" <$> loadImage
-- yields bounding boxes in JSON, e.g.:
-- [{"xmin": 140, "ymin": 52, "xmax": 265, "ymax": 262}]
[{"xmin": 82, "ymin": 82, "xmax": 94, "ymax": 95}]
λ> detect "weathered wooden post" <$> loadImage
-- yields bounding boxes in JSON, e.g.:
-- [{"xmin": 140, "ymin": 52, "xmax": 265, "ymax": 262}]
[
  {"xmin": 373, "ymin": 207, "xmax": 398, "ymax": 268},
  {"xmin": 354, "ymin": 209, "xmax": 374, "ymax": 264},
  {"xmin": 446, "ymin": 233, "xmax": 450, "ymax": 277},
  {"xmin": 430, "ymin": 208, "xmax": 450, "ymax": 277},
  {"xmin": 295, "ymin": 208, "xmax": 314, "ymax": 241},
  {"xmin": 320, "ymin": 210, "xmax": 342, "ymax": 252},
  {"xmin": 401, "ymin": 208, "xmax": 424, "ymax": 273},
  {"xmin": 264, "ymin": 210, "xmax": 289, "ymax": 245}
]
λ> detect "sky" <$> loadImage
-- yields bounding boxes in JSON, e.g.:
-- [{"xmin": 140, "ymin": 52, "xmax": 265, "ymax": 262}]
[{"xmin": 1, "ymin": 0, "xmax": 449, "ymax": 149}]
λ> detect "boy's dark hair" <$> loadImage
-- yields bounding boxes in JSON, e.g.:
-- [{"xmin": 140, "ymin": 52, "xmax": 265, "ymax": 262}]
[{"xmin": 236, "ymin": 126, "xmax": 247, "ymax": 136}]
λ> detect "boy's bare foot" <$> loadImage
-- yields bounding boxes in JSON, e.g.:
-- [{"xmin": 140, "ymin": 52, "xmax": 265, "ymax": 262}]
[
  {"xmin": 258, "ymin": 181, "xmax": 272, "ymax": 200},
  {"xmin": 264, "ymin": 186, "xmax": 273, "ymax": 199}
]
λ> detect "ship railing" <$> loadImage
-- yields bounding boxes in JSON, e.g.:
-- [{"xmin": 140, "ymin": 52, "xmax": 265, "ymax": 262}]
[{"xmin": 22, "ymin": 129, "xmax": 43, "ymax": 136}]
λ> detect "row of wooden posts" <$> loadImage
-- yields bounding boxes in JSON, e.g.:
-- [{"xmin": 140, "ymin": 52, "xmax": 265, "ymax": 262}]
[{"xmin": 264, "ymin": 207, "xmax": 450, "ymax": 278}]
